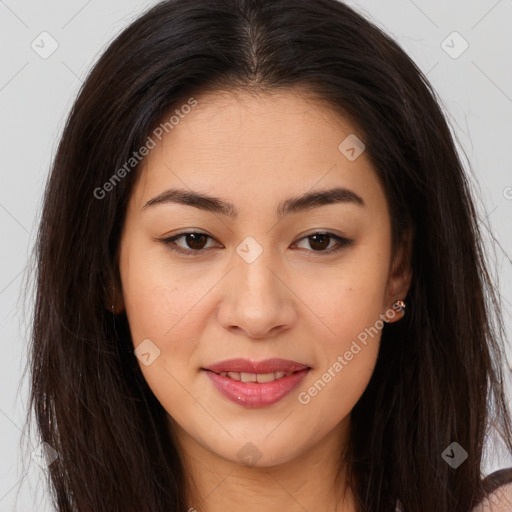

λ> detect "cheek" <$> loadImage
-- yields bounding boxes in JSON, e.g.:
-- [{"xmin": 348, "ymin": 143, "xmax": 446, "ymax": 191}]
[
  {"xmin": 120, "ymin": 236, "xmax": 210, "ymax": 342},
  {"xmin": 295, "ymin": 249, "xmax": 388, "ymax": 411},
  {"xmin": 119, "ymin": 239, "xmax": 213, "ymax": 399},
  {"xmin": 304, "ymin": 244, "xmax": 389, "ymax": 346},
  {"xmin": 297, "ymin": 288, "xmax": 382, "ymax": 421},
  {"xmin": 120, "ymin": 256, "xmax": 205, "ymax": 419},
  {"xmin": 316, "ymin": 280, "xmax": 386, "ymax": 353}
]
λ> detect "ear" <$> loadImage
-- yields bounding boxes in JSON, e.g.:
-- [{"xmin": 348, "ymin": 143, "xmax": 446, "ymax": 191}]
[{"xmin": 384, "ymin": 228, "xmax": 413, "ymax": 323}]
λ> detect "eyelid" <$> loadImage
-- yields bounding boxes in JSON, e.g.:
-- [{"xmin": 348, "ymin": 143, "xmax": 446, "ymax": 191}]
[
  {"xmin": 160, "ymin": 230, "xmax": 220, "ymax": 256},
  {"xmin": 159, "ymin": 230, "xmax": 354, "ymax": 256},
  {"xmin": 293, "ymin": 231, "xmax": 354, "ymax": 255}
]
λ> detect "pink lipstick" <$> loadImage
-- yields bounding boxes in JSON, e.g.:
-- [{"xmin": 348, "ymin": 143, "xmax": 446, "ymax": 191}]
[{"xmin": 203, "ymin": 358, "xmax": 311, "ymax": 408}]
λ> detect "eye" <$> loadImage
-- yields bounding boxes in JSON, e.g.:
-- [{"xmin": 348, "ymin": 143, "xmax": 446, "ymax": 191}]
[
  {"xmin": 160, "ymin": 230, "xmax": 354, "ymax": 256},
  {"xmin": 161, "ymin": 231, "xmax": 220, "ymax": 256},
  {"xmin": 293, "ymin": 232, "xmax": 354, "ymax": 254}
]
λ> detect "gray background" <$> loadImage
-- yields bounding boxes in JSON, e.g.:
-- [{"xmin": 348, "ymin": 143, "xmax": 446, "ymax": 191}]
[{"xmin": 1, "ymin": 0, "xmax": 511, "ymax": 510}]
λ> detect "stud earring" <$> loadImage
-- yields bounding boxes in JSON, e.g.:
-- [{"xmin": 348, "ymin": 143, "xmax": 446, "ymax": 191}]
[
  {"xmin": 393, "ymin": 300, "xmax": 406, "ymax": 314},
  {"xmin": 384, "ymin": 299, "xmax": 406, "ymax": 323}
]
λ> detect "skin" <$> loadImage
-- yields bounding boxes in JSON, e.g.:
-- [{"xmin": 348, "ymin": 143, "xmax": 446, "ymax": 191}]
[{"xmin": 117, "ymin": 88, "xmax": 412, "ymax": 512}]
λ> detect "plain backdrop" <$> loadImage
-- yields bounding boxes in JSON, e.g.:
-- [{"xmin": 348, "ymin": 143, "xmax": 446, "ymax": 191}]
[{"xmin": 1, "ymin": 0, "xmax": 511, "ymax": 510}]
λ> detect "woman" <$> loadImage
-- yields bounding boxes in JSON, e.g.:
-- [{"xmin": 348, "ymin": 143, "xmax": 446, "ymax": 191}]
[{"xmin": 27, "ymin": 0, "xmax": 512, "ymax": 510}]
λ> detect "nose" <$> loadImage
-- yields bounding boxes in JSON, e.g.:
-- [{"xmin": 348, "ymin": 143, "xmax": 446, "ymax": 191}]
[{"xmin": 216, "ymin": 244, "xmax": 297, "ymax": 340}]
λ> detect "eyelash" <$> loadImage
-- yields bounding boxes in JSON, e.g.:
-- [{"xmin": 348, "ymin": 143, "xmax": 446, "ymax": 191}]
[{"xmin": 160, "ymin": 231, "xmax": 354, "ymax": 257}]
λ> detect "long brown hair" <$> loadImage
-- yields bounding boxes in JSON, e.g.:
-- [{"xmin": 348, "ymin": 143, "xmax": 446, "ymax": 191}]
[{"xmin": 25, "ymin": 0, "xmax": 512, "ymax": 510}]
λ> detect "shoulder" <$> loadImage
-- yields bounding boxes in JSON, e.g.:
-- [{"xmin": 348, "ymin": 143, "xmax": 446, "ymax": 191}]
[{"xmin": 471, "ymin": 467, "xmax": 512, "ymax": 512}]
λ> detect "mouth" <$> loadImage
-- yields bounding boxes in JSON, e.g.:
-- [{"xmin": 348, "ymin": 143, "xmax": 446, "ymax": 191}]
[
  {"xmin": 202, "ymin": 357, "xmax": 311, "ymax": 375},
  {"xmin": 202, "ymin": 358, "xmax": 312, "ymax": 407},
  {"xmin": 205, "ymin": 369, "xmax": 304, "ymax": 383}
]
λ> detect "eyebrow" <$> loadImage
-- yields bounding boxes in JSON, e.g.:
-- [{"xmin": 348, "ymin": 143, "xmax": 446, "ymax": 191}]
[{"xmin": 142, "ymin": 186, "xmax": 365, "ymax": 218}]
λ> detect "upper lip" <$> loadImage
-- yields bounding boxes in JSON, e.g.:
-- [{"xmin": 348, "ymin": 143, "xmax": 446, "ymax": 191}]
[{"xmin": 203, "ymin": 358, "xmax": 310, "ymax": 374}]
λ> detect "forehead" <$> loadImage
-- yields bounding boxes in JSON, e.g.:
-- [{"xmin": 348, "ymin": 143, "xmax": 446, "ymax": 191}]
[{"xmin": 130, "ymin": 89, "xmax": 388, "ymax": 218}]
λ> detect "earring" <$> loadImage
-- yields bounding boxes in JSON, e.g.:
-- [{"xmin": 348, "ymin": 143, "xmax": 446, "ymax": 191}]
[
  {"xmin": 393, "ymin": 300, "xmax": 406, "ymax": 314},
  {"xmin": 384, "ymin": 299, "xmax": 406, "ymax": 323}
]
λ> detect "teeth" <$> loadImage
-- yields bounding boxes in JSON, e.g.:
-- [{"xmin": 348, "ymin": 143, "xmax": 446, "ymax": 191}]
[
  {"xmin": 256, "ymin": 372, "xmax": 277, "ymax": 383},
  {"xmin": 218, "ymin": 371, "xmax": 294, "ymax": 382}
]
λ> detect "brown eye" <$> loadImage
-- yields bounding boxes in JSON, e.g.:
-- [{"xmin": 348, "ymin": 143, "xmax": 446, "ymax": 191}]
[
  {"xmin": 182, "ymin": 233, "xmax": 208, "ymax": 250},
  {"xmin": 161, "ymin": 231, "xmax": 219, "ymax": 255},
  {"xmin": 308, "ymin": 233, "xmax": 331, "ymax": 251},
  {"xmin": 161, "ymin": 230, "xmax": 353, "ymax": 257},
  {"xmin": 295, "ymin": 232, "xmax": 354, "ymax": 254}
]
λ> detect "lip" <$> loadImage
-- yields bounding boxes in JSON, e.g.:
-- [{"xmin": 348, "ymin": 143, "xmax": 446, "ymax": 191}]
[
  {"xmin": 203, "ymin": 358, "xmax": 310, "ymax": 374},
  {"xmin": 204, "ymin": 369, "xmax": 310, "ymax": 407},
  {"xmin": 202, "ymin": 358, "xmax": 311, "ymax": 408}
]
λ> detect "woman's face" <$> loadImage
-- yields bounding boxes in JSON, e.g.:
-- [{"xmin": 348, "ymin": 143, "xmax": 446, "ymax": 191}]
[{"xmin": 118, "ymin": 89, "xmax": 410, "ymax": 467}]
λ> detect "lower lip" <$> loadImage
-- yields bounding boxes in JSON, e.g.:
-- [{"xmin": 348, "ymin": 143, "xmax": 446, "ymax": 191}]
[{"xmin": 204, "ymin": 369, "xmax": 310, "ymax": 408}]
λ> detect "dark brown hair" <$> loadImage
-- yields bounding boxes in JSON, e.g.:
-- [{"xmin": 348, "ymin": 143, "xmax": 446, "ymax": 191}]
[{"xmin": 25, "ymin": 0, "xmax": 512, "ymax": 510}]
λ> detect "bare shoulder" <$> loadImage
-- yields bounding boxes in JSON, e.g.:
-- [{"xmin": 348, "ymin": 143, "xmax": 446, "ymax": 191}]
[
  {"xmin": 471, "ymin": 482, "xmax": 512, "ymax": 512},
  {"xmin": 472, "ymin": 468, "xmax": 512, "ymax": 512}
]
